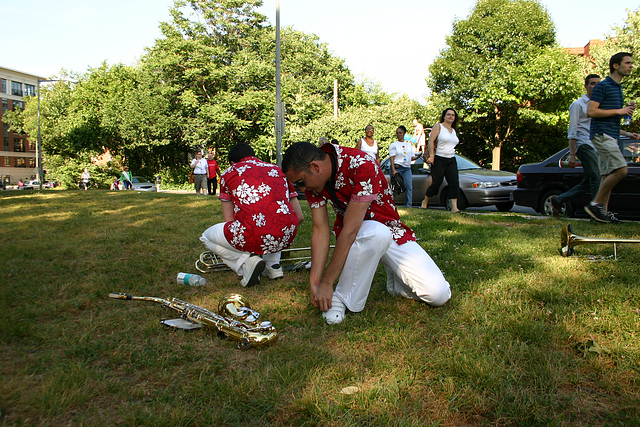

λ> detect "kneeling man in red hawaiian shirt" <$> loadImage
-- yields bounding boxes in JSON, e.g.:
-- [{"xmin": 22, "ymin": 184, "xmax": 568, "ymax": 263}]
[
  {"xmin": 201, "ymin": 143, "xmax": 304, "ymax": 287},
  {"xmin": 282, "ymin": 141, "xmax": 450, "ymax": 324}
]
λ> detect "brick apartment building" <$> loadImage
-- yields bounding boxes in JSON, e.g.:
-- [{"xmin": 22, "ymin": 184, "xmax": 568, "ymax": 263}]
[
  {"xmin": 565, "ymin": 39, "xmax": 603, "ymax": 59},
  {"xmin": 1, "ymin": 66, "xmax": 42, "ymax": 185}
]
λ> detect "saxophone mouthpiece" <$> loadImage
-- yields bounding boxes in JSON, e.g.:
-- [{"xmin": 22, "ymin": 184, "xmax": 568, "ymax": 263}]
[{"xmin": 109, "ymin": 293, "xmax": 132, "ymax": 300}]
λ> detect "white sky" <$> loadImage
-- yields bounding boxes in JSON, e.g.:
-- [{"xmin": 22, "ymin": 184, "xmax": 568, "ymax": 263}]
[{"xmin": 2, "ymin": 0, "xmax": 638, "ymax": 101}]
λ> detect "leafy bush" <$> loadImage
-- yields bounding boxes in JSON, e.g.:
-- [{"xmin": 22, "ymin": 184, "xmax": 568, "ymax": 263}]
[{"xmin": 45, "ymin": 154, "xmax": 122, "ymax": 189}]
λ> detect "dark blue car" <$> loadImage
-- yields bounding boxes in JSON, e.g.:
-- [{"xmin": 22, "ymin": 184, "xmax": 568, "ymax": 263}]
[{"xmin": 513, "ymin": 137, "xmax": 640, "ymax": 217}]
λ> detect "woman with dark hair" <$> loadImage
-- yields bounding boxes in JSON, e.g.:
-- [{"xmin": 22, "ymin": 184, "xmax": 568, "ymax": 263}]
[
  {"xmin": 355, "ymin": 125, "xmax": 379, "ymax": 164},
  {"xmin": 421, "ymin": 108, "xmax": 461, "ymax": 212}
]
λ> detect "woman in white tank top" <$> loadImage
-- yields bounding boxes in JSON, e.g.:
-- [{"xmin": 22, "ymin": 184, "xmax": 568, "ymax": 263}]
[
  {"xmin": 355, "ymin": 125, "xmax": 379, "ymax": 164},
  {"xmin": 421, "ymin": 108, "xmax": 461, "ymax": 212}
]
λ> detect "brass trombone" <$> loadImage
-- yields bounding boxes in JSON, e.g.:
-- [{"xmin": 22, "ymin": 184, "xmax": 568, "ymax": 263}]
[
  {"xmin": 561, "ymin": 224, "xmax": 640, "ymax": 258},
  {"xmin": 195, "ymin": 246, "xmax": 334, "ymax": 273}
]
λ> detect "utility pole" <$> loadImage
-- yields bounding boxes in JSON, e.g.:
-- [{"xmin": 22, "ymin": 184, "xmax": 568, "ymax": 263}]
[
  {"xmin": 275, "ymin": 0, "xmax": 284, "ymax": 166},
  {"xmin": 333, "ymin": 79, "xmax": 339, "ymax": 119}
]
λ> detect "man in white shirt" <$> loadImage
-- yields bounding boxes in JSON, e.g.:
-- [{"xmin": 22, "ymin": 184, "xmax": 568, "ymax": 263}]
[
  {"xmin": 389, "ymin": 126, "xmax": 421, "ymax": 207},
  {"xmin": 551, "ymin": 74, "xmax": 601, "ymax": 217}
]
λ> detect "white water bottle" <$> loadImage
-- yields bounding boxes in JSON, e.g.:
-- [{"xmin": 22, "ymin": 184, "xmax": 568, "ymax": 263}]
[{"xmin": 177, "ymin": 272, "xmax": 206, "ymax": 286}]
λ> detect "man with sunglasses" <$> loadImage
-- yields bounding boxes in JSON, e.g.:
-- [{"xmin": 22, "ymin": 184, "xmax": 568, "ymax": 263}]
[{"xmin": 282, "ymin": 141, "xmax": 451, "ymax": 325}]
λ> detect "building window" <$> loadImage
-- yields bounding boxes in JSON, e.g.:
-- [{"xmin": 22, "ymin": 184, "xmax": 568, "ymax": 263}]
[
  {"xmin": 1, "ymin": 79, "xmax": 6, "ymax": 93},
  {"xmin": 16, "ymin": 158, "xmax": 25, "ymax": 168},
  {"xmin": 3, "ymin": 137, "xmax": 8, "ymax": 150},
  {"xmin": 29, "ymin": 140, "xmax": 36, "ymax": 151},
  {"xmin": 11, "ymin": 82, "xmax": 23, "ymax": 97},
  {"xmin": 12, "ymin": 100, "xmax": 24, "ymax": 111},
  {"xmin": 2, "ymin": 98, "xmax": 7, "ymax": 113},
  {"xmin": 14, "ymin": 139, "xmax": 25, "ymax": 152},
  {"xmin": 25, "ymin": 84, "xmax": 36, "ymax": 97},
  {"xmin": 29, "ymin": 157, "xmax": 35, "ymax": 167},
  {"xmin": 4, "ymin": 157, "xmax": 9, "ymax": 167}
]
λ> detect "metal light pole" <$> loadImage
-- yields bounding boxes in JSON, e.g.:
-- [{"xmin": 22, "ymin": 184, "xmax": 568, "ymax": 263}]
[
  {"xmin": 274, "ymin": 0, "xmax": 284, "ymax": 166},
  {"xmin": 36, "ymin": 79, "xmax": 75, "ymax": 190}
]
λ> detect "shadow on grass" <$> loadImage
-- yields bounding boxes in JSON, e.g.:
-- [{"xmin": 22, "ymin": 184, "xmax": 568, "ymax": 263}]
[{"xmin": 1, "ymin": 191, "xmax": 639, "ymax": 425}]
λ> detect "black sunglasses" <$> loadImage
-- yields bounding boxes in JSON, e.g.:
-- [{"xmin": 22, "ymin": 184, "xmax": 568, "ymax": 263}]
[{"xmin": 292, "ymin": 170, "xmax": 308, "ymax": 188}]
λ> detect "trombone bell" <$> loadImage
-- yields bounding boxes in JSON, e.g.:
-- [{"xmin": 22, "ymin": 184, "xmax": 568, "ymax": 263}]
[{"xmin": 561, "ymin": 224, "xmax": 640, "ymax": 258}]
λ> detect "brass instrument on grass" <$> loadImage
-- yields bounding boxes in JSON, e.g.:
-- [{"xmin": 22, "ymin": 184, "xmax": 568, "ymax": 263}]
[
  {"xmin": 195, "ymin": 246, "xmax": 333, "ymax": 273},
  {"xmin": 561, "ymin": 224, "xmax": 640, "ymax": 258},
  {"xmin": 109, "ymin": 292, "xmax": 277, "ymax": 349}
]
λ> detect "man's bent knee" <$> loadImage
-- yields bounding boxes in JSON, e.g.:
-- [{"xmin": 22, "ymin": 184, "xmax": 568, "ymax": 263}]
[{"xmin": 427, "ymin": 282, "xmax": 452, "ymax": 307}]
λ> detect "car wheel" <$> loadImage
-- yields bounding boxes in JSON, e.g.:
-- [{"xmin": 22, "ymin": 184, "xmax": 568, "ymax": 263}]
[
  {"xmin": 494, "ymin": 201, "xmax": 514, "ymax": 212},
  {"xmin": 540, "ymin": 190, "xmax": 575, "ymax": 217}
]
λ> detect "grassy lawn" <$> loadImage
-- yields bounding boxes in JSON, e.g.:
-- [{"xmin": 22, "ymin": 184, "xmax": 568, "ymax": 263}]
[{"xmin": 1, "ymin": 190, "xmax": 639, "ymax": 425}]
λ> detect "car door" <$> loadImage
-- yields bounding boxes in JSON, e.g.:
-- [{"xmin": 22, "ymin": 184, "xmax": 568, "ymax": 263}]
[
  {"xmin": 610, "ymin": 139, "xmax": 640, "ymax": 212},
  {"xmin": 410, "ymin": 157, "xmax": 431, "ymax": 205}
]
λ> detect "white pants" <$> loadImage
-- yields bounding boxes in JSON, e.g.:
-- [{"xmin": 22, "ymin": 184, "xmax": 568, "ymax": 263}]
[
  {"xmin": 200, "ymin": 223, "xmax": 281, "ymax": 277},
  {"xmin": 334, "ymin": 220, "xmax": 451, "ymax": 312}
]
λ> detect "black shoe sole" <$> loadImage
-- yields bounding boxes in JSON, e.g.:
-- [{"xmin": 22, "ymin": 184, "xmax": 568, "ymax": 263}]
[
  {"xmin": 583, "ymin": 206, "xmax": 611, "ymax": 223},
  {"xmin": 245, "ymin": 260, "xmax": 265, "ymax": 287}
]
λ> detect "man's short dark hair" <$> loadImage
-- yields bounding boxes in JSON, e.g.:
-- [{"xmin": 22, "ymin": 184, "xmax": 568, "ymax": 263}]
[
  {"xmin": 585, "ymin": 73, "xmax": 600, "ymax": 86},
  {"xmin": 610, "ymin": 52, "xmax": 632, "ymax": 74},
  {"xmin": 228, "ymin": 143, "xmax": 255, "ymax": 163},
  {"xmin": 282, "ymin": 141, "xmax": 326, "ymax": 174}
]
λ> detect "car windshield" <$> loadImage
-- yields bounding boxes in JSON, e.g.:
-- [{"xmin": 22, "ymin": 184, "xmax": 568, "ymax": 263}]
[
  {"xmin": 455, "ymin": 155, "xmax": 482, "ymax": 171},
  {"xmin": 621, "ymin": 139, "xmax": 640, "ymax": 166},
  {"xmin": 381, "ymin": 154, "xmax": 483, "ymax": 172},
  {"xmin": 132, "ymin": 177, "xmax": 151, "ymax": 183}
]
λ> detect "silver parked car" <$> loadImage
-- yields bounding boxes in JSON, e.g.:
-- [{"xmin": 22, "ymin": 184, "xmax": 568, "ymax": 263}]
[
  {"xmin": 380, "ymin": 155, "xmax": 517, "ymax": 211},
  {"xmin": 131, "ymin": 176, "xmax": 157, "ymax": 192},
  {"xmin": 22, "ymin": 180, "xmax": 41, "ymax": 190}
]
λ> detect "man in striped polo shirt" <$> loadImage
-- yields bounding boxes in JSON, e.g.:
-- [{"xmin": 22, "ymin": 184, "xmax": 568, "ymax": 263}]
[{"xmin": 585, "ymin": 52, "xmax": 640, "ymax": 223}]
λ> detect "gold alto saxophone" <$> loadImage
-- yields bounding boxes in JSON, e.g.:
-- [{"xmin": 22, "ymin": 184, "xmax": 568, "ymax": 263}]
[{"xmin": 109, "ymin": 292, "xmax": 277, "ymax": 349}]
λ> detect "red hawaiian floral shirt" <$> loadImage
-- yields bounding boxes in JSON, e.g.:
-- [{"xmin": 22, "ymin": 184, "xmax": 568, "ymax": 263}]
[
  {"xmin": 305, "ymin": 144, "xmax": 416, "ymax": 245},
  {"xmin": 220, "ymin": 156, "xmax": 299, "ymax": 254}
]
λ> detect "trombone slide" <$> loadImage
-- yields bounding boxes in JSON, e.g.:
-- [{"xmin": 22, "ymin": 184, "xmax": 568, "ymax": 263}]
[
  {"xmin": 196, "ymin": 246, "xmax": 333, "ymax": 273},
  {"xmin": 561, "ymin": 224, "xmax": 640, "ymax": 258}
]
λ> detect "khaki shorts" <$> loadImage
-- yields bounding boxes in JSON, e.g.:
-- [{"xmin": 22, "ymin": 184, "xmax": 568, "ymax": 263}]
[
  {"xmin": 591, "ymin": 133, "xmax": 627, "ymax": 175},
  {"xmin": 193, "ymin": 174, "xmax": 207, "ymax": 192}
]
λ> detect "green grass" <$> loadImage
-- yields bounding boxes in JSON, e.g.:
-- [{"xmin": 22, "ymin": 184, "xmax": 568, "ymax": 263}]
[{"xmin": 1, "ymin": 190, "xmax": 640, "ymax": 426}]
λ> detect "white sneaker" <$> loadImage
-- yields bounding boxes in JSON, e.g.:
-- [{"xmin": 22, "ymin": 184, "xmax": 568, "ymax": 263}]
[
  {"xmin": 240, "ymin": 255, "xmax": 265, "ymax": 287},
  {"xmin": 322, "ymin": 296, "xmax": 346, "ymax": 325},
  {"xmin": 263, "ymin": 263, "xmax": 284, "ymax": 279}
]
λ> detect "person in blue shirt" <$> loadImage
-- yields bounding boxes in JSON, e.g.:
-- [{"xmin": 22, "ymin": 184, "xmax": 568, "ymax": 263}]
[
  {"xmin": 584, "ymin": 52, "xmax": 640, "ymax": 223},
  {"xmin": 550, "ymin": 74, "xmax": 601, "ymax": 217}
]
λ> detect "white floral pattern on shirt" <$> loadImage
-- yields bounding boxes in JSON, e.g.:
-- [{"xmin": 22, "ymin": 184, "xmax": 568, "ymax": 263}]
[
  {"xmin": 253, "ymin": 212, "xmax": 266, "ymax": 227},
  {"xmin": 305, "ymin": 144, "xmax": 416, "ymax": 245},
  {"xmin": 221, "ymin": 156, "xmax": 299, "ymax": 254},
  {"xmin": 357, "ymin": 179, "xmax": 373, "ymax": 196}
]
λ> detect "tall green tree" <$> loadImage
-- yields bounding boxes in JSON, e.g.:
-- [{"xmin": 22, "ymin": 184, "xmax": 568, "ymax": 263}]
[
  {"xmin": 589, "ymin": 7, "xmax": 640, "ymax": 131},
  {"xmin": 18, "ymin": 0, "xmax": 394, "ymax": 185},
  {"xmin": 141, "ymin": 0, "xmax": 365, "ymax": 162},
  {"xmin": 427, "ymin": 0, "xmax": 582, "ymax": 169},
  {"xmin": 289, "ymin": 95, "xmax": 423, "ymax": 160}
]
